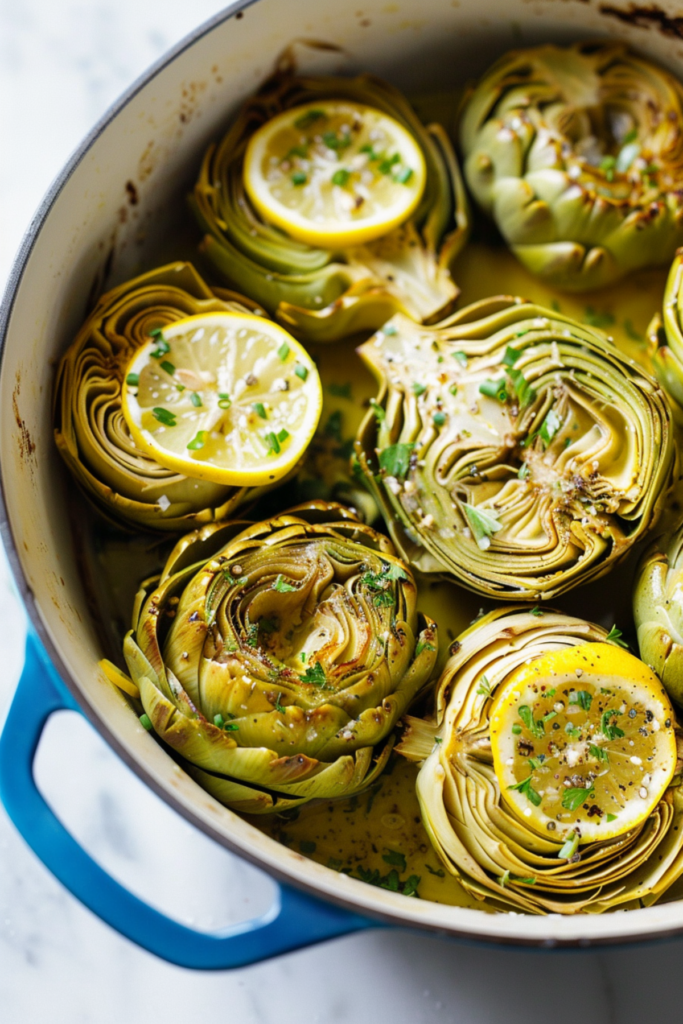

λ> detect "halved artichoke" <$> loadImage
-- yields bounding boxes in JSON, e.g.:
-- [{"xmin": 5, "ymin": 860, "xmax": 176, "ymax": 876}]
[
  {"xmin": 634, "ymin": 525, "xmax": 683, "ymax": 707},
  {"xmin": 123, "ymin": 502, "xmax": 437, "ymax": 813},
  {"xmin": 190, "ymin": 70, "xmax": 469, "ymax": 343},
  {"xmin": 54, "ymin": 263, "xmax": 271, "ymax": 532},
  {"xmin": 460, "ymin": 41, "xmax": 683, "ymax": 290},
  {"xmin": 647, "ymin": 249, "xmax": 683, "ymax": 423},
  {"xmin": 397, "ymin": 608, "xmax": 683, "ymax": 914},
  {"xmin": 355, "ymin": 297, "xmax": 673, "ymax": 600}
]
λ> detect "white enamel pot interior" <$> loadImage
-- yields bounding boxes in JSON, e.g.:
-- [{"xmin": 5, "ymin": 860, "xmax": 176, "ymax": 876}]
[{"xmin": 4, "ymin": 0, "xmax": 683, "ymax": 947}]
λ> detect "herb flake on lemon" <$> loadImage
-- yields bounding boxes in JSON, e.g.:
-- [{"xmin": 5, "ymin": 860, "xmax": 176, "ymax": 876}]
[
  {"xmin": 121, "ymin": 312, "xmax": 322, "ymax": 487},
  {"xmin": 489, "ymin": 643, "xmax": 677, "ymax": 845},
  {"xmin": 243, "ymin": 100, "xmax": 426, "ymax": 248}
]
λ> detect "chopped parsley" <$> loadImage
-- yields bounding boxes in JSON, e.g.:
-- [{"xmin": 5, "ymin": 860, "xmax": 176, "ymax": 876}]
[
  {"xmin": 507, "ymin": 775, "xmax": 542, "ymax": 806},
  {"xmin": 273, "ymin": 575, "xmax": 297, "ymax": 593},
  {"xmin": 463, "ymin": 503, "xmax": 502, "ymax": 550},
  {"xmin": 600, "ymin": 709, "xmax": 625, "ymax": 741},
  {"xmin": 301, "ymin": 661, "xmax": 327, "ymax": 687},
  {"xmin": 331, "ymin": 168, "xmax": 351, "ymax": 186},
  {"xmin": 562, "ymin": 787, "xmax": 594, "ymax": 812},
  {"xmin": 605, "ymin": 625, "xmax": 628, "ymax": 648},
  {"xmin": 568, "ymin": 690, "xmax": 593, "ymax": 711},
  {"xmin": 379, "ymin": 443, "xmax": 414, "ymax": 479}
]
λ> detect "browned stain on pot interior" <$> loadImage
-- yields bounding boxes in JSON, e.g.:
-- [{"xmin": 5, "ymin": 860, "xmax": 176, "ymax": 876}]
[
  {"xmin": 12, "ymin": 378, "xmax": 35, "ymax": 462},
  {"xmin": 600, "ymin": 3, "xmax": 683, "ymax": 39},
  {"xmin": 125, "ymin": 180, "xmax": 139, "ymax": 206}
]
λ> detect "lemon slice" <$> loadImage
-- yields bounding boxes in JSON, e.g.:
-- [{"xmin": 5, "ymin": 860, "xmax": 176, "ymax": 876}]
[
  {"xmin": 489, "ymin": 643, "xmax": 677, "ymax": 845},
  {"xmin": 243, "ymin": 100, "xmax": 427, "ymax": 248},
  {"xmin": 121, "ymin": 312, "xmax": 322, "ymax": 486}
]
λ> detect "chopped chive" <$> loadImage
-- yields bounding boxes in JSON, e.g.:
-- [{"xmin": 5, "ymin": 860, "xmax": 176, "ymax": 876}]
[
  {"xmin": 218, "ymin": 393, "xmax": 232, "ymax": 409},
  {"xmin": 332, "ymin": 168, "xmax": 351, "ymax": 186},
  {"xmin": 328, "ymin": 382, "xmax": 352, "ymax": 398},
  {"xmin": 394, "ymin": 166, "xmax": 413, "ymax": 184},
  {"xmin": 175, "ymin": 384, "xmax": 186, "ymax": 392},
  {"xmin": 277, "ymin": 341, "xmax": 290, "ymax": 361},
  {"xmin": 479, "ymin": 378, "xmax": 508, "ymax": 402},
  {"xmin": 412, "ymin": 382, "xmax": 427, "ymax": 396},
  {"xmin": 287, "ymin": 144, "xmax": 309, "ymax": 159},
  {"xmin": 511, "ymin": 723, "xmax": 522, "ymax": 734},
  {"xmin": 518, "ymin": 463, "xmax": 530, "ymax": 480},
  {"xmin": 152, "ymin": 407, "xmax": 176, "ymax": 426},
  {"xmin": 502, "ymin": 346, "xmax": 520, "ymax": 367},
  {"xmin": 294, "ymin": 108, "xmax": 325, "ymax": 129},
  {"xmin": 382, "ymin": 324, "xmax": 398, "ymax": 336},
  {"xmin": 379, "ymin": 153, "xmax": 400, "ymax": 174},
  {"xmin": 190, "ymin": 392, "xmax": 203, "ymax": 408},
  {"xmin": 452, "ymin": 350, "xmax": 468, "ymax": 367},
  {"xmin": 150, "ymin": 338, "xmax": 170, "ymax": 357},
  {"xmin": 160, "ymin": 360, "xmax": 176, "ymax": 376},
  {"xmin": 253, "ymin": 402, "xmax": 267, "ymax": 419},
  {"xmin": 126, "ymin": 372, "xmax": 139, "ymax": 387},
  {"xmin": 277, "ymin": 428, "xmax": 290, "ymax": 443},
  {"xmin": 606, "ymin": 813, "xmax": 618, "ymax": 823},
  {"xmin": 530, "ymin": 605, "xmax": 543, "ymax": 616},
  {"xmin": 187, "ymin": 430, "xmax": 207, "ymax": 451},
  {"xmin": 558, "ymin": 831, "xmax": 579, "ymax": 859},
  {"xmin": 291, "ymin": 170, "xmax": 307, "ymax": 186},
  {"xmin": 539, "ymin": 408, "xmax": 562, "ymax": 446},
  {"xmin": 294, "ymin": 364, "xmax": 309, "ymax": 381},
  {"xmin": 149, "ymin": 327, "xmax": 164, "ymax": 339},
  {"xmin": 449, "ymin": 383, "xmax": 458, "ymax": 397},
  {"xmin": 265, "ymin": 431, "xmax": 281, "ymax": 455},
  {"xmin": 433, "ymin": 411, "xmax": 446, "ymax": 426},
  {"xmin": 139, "ymin": 713, "xmax": 152, "ymax": 731}
]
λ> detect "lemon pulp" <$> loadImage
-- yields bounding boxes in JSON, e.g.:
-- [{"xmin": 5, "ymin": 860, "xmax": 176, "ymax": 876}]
[
  {"xmin": 121, "ymin": 312, "xmax": 322, "ymax": 487},
  {"xmin": 243, "ymin": 100, "xmax": 426, "ymax": 248},
  {"xmin": 489, "ymin": 643, "xmax": 677, "ymax": 844}
]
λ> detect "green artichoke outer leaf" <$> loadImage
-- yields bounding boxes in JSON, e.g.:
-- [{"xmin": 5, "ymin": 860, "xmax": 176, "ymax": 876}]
[
  {"xmin": 396, "ymin": 608, "xmax": 683, "ymax": 914},
  {"xmin": 123, "ymin": 502, "xmax": 437, "ymax": 812},
  {"xmin": 460, "ymin": 41, "xmax": 683, "ymax": 290},
  {"xmin": 355, "ymin": 297, "xmax": 674, "ymax": 600},
  {"xmin": 54, "ymin": 262, "xmax": 279, "ymax": 533},
  {"xmin": 634, "ymin": 524, "xmax": 683, "ymax": 706},
  {"xmin": 191, "ymin": 71, "xmax": 469, "ymax": 343},
  {"xmin": 648, "ymin": 251, "xmax": 683, "ymax": 424}
]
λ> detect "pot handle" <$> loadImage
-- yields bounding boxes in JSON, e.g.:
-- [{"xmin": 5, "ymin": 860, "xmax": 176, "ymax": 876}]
[{"xmin": 0, "ymin": 630, "xmax": 375, "ymax": 969}]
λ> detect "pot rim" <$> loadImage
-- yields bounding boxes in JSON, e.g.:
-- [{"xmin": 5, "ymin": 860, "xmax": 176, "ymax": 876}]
[{"xmin": 3, "ymin": 0, "xmax": 683, "ymax": 948}]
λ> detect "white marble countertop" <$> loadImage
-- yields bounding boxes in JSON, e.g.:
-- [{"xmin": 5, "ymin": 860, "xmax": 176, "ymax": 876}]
[{"xmin": 2, "ymin": 2, "xmax": 683, "ymax": 1021}]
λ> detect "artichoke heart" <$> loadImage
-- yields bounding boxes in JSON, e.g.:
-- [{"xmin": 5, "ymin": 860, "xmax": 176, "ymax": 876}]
[
  {"xmin": 54, "ymin": 263, "xmax": 275, "ymax": 532},
  {"xmin": 190, "ymin": 70, "xmax": 469, "ymax": 343},
  {"xmin": 397, "ymin": 609, "xmax": 683, "ymax": 915},
  {"xmin": 460, "ymin": 41, "xmax": 683, "ymax": 290},
  {"xmin": 634, "ymin": 524, "xmax": 683, "ymax": 708},
  {"xmin": 355, "ymin": 298, "xmax": 673, "ymax": 600},
  {"xmin": 123, "ymin": 502, "xmax": 437, "ymax": 813}
]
